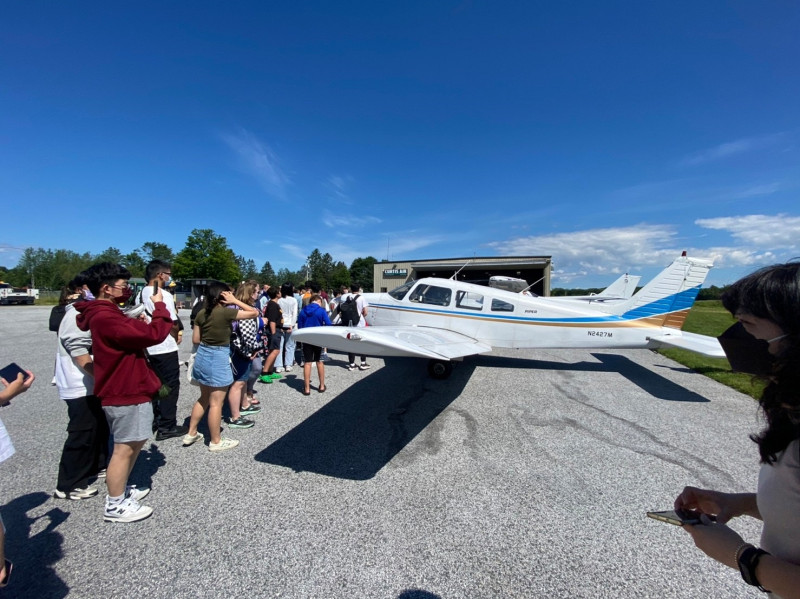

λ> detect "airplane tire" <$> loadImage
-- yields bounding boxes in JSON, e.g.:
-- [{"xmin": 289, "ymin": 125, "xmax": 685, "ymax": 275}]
[{"xmin": 427, "ymin": 360, "xmax": 453, "ymax": 380}]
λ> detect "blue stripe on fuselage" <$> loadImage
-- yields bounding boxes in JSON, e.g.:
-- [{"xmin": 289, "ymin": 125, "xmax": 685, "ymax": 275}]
[{"xmin": 371, "ymin": 286, "xmax": 701, "ymax": 325}]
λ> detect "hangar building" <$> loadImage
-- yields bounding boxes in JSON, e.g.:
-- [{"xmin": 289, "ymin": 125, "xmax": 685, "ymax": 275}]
[{"xmin": 373, "ymin": 256, "xmax": 552, "ymax": 296}]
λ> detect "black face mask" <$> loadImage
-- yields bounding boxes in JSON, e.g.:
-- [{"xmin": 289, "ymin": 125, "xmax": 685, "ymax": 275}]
[{"xmin": 718, "ymin": 322, "xmax": 776, "ymax": 376}]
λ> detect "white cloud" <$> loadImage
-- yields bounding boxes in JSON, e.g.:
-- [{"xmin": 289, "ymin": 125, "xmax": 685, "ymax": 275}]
[
  {"xmin": 487, "ymin": 224, "xmax": 683, "ymax": 282},
  {"xmin": 482, "ymin": 214, "xmax": 800, "ymax": 284},
  {"xmin": 321, "ymin": 233, "xmax": 449, "ymax": 267},
  {"xmin": 695, "ymin": 214, "xmax": 800, "ymax": 250},
  {"xmin": 280, "ymin": 244, "xmax": 308, "ymax": 261},
  {"xmin": 322, "ymin": 210, "xmax": 382, "ymax": 229},
  {"xmin": 220, "ymin": 128, "xmax": 289, "ymax": 200},
  {"xmin": 680, "ymin": 133, "xmax": 786, "ymax": 166},
  {"xmin": 326, "ymin": 175, "xmax": 354, "ymax": 201},
  {"xmin": 728, "ymin": 182, "xmax": 782, "ymax": 199}
]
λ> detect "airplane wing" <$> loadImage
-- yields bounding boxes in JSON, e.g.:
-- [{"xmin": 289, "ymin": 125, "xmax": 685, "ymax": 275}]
[
  {"xmin": 292, "ymin": 326, "xmax": 493, "ymax": 360},
  {"xmin": 647, "ymin": 331, "xmax": 726, "ymax": 358}
]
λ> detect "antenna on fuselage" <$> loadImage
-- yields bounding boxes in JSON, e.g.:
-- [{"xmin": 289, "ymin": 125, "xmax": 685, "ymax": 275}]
[
  {"xmin": 519, "ymin": 276, "xmax": 544, "ymax": 295},
  {"xmin": 450, "ymin": 260, "xmax": 472, "ymax": 280}
]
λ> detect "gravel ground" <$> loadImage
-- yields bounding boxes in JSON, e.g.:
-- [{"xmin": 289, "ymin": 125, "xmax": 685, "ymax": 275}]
[{"xmin": 0, "ymin": 305, "xmax": 766, "ymax": 598}]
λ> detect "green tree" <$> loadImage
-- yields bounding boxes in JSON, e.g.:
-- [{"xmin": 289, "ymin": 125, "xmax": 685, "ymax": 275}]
[
  {"xmin": 138, "ymin": 241, "xmax": 174, "ymax": 264},
  {"xmin": 306, "ymin": 249, "xmax": 335, "ymax": 290},
  {"xmin": 259, "ymin": 261, "xmax": 277, "ymax": 287},
  {"xmin": 276, "ymin": 267, "xmax": 305, "ymax": 287},
  {"xmin": 329, "ymin": 261, "xmax": 351, "ymax": 290},
  {"xmin": 51, "ymin": 249, "xmax": 94, "ymax": 288},
  {"xmin": 349, "ymin": 256, "xmax": 377, "ymax": 292},
  {"xmin": 236, "ymin": 256, "xmax": 258, "ymax": 281},
  {"xmin": 94, "ymin": 247, "xmax": 124, "ymax": 264},
  {"xmin": 173, "ymin": 229, "xmax": 241, "ymax": 284},
  {"xmin": 122, "ymin": 252, "xmax": 147, "ymax": 278},
  {"xmin": 17, "ymin": 247, "xmax": 46, "ymax": 288}
]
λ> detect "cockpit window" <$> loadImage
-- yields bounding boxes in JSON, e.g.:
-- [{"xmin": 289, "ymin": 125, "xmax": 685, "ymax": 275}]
[
  {"xmin": 491, "ymin": 298, "xmax": 515, "ymax": 312},
  {"xmin": 388, "ymin": 280, "xmax": 416, "ymax": 300},
  {"xmin": 456, "ymin": 290, "xmax": 484, "ymax": 311},
  {"xmin": 408, "ymin": 284, "xmax": 452, "ymax": 306}
]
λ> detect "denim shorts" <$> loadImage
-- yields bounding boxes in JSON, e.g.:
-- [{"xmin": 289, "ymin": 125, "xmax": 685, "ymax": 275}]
[
  {"xmin": 103, "ymin": 403, "xmax": 152, "ymax": 444},
  {"xmin": 192, "ymin": 343, "xmax": 234, "ymax": 387},
  {"xmin": 230, "ymin": 350, "xmax": 252, "ymax": 382}
]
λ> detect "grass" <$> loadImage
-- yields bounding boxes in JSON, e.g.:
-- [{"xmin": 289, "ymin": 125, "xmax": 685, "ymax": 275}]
[{"xmin": 658, "ymin": 300, "xmax": 765, "ymax": 399}]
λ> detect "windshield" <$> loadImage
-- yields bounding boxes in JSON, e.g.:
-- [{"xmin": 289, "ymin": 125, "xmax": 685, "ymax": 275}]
[{"xmin": 388, "ymin": 280, "xmax": 416, "ymax": 300}]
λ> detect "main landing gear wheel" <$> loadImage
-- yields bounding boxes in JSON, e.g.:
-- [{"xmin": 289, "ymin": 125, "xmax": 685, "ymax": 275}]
[{"xmin": 427, "ymin": 360, "xmax": 453, "ymax": 380}]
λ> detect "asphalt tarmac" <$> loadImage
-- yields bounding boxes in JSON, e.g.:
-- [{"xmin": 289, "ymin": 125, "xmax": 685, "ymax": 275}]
[{"xmin": 0, "ymin": 306, "xmax": 766, "ymax": 598}]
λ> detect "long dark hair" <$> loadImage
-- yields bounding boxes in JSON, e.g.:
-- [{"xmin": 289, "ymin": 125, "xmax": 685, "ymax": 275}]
[
  {"xmin": 722, "ymin": 261, "xmax": 800, "ymax": 463},
  {"xmin": 203, "ymin": 281, "xmax": 231, "ymax": 320}
]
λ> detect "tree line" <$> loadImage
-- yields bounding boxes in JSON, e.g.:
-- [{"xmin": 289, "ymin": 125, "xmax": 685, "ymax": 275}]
[
  {"xmin": 551, "ymin": 285, "xmax": 729, "ymax": 300},
  {"xmin": 0, "ymin": 228, "xmax": 378, "ymax": 293}
]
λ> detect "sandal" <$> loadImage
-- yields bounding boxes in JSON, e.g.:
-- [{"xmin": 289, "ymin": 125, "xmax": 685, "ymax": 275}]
[
  {"xmin": 302, "ymin": 389, "xmax": 311, "ymax": 396},
  {"xmin": 318, "ymin": 385, "xmax": 326, "ymax": 393}
]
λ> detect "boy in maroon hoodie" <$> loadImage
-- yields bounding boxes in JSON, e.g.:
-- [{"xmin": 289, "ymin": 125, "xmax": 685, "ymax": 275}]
[{"xmin": 75, "ymin": 263, "xmax": 172, "ymax": 523}]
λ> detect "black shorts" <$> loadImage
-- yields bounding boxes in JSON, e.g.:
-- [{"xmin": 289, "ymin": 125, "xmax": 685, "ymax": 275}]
[
  {"xmin": 302, "ymin": 343, "xmax": 322, "ymax": 363},
  {"xmin": 267, "ymin": 330, "xmax": 283, "ymax": 351}
]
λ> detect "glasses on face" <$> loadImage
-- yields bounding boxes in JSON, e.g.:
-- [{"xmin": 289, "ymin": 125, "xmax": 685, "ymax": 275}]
[
  {"xmin": 110, "ymin": 283, "xmax": 131, "ymax": 291},
  {"xmin": 161, "ymin": 272, "xmax": 172, "ymax": 277}
]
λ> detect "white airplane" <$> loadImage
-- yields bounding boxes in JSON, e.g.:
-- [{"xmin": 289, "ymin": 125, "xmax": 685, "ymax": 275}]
[
  {"xmin": 594, "ymin": 272, "xmax": 641, "ymax": 299},
  {"xmin": 294, "ymin": 253, "xmax": 725, "ymax": 378}
]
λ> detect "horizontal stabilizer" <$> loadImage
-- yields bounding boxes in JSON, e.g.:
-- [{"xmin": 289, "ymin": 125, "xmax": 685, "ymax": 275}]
[
  {"xmin": 292, "ymin": 326, "xmax": 492, "ymax": 360},
  {"xmin": 647, "ymin": 331, "xmax": 725, "ymax": 358}
]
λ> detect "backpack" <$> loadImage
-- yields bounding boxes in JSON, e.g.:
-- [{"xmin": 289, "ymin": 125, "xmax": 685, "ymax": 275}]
[
  {"xmin": 231, "ymin": 317, "xmax": 262, "ymax": 358},
  {"xmin": 337, "ymin": 294, "xmax": 361, "ymax": 326},
  {"xmin": 49, "ymin": 304, "xmax": 67, "ymax": 332}
]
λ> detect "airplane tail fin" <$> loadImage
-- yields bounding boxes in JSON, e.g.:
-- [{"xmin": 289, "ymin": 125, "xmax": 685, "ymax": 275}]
[
  {"xmin": 596, "ymin": 273, "xmax": 641, "ymax": 298},
  {"xmin": 607, "ymin": 253, "xmax": 714, "ymax": 329}
]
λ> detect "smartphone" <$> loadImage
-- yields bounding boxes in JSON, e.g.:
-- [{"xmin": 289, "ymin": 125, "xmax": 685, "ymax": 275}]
[
  {"xmin": 647, "ymin": 509, "xmax": 714, "ymax": 526},
  {"xmin": 152, "ymin": 282, "xmax": 159, "ymax": 295},
  {"xmin": 0, "ymin": 362, "xmax": 28, "ymax": 383}
]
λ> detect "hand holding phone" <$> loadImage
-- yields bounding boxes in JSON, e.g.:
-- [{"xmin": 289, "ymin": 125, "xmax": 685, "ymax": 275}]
[
  {"xmin": 647, "ymin": 509, "xmax": 716, "ymax": 526},
  {"xmin": 151, "ymin": 281, "xmax": 163, "ymax": 304},
  {"xmin": 0, "ymin": 363, "xmax": 35, "ymax": 404},
  {"xmin": 0, "ymin": 363, "xmax": 29, "ymax": 384}
]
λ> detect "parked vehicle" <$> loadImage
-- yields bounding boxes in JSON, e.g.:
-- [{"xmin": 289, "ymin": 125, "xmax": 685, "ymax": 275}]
[{"xmin": 0, "ymin": 282, "xmax": 39, "ymax": 305}]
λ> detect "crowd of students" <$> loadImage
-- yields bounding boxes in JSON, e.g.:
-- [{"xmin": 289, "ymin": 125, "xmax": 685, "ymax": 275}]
[{"xmin": 43, "ymin": 259, "xmax": 370, "ymax": 525}]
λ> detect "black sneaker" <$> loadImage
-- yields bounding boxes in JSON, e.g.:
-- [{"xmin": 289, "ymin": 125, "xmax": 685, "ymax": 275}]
[
  {"xmin": 227, "ymin": 416, "xmax": 255, "ymax": 429},
  {"xmin": 155, "ymin": 425, "xmax": 189, "ymax": 441}
]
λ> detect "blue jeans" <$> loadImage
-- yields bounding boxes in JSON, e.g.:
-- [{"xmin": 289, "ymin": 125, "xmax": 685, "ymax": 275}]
[{"xmin": 275, "ymin": 329, "xmax": 296, "ymax": 369}]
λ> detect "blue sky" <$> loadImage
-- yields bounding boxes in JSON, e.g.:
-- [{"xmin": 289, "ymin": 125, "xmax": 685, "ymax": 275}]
[{"xmin": 1, "ymin": 1, "xmax": 798, "ymax": 287}]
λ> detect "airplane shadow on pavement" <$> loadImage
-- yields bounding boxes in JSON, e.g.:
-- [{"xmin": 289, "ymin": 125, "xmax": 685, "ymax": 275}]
[
  {"xmin": 255, "ymin": 358, "xmax": 475, "ymax": 480},
  {"xmin": 472, "ymin": 352, "xmax": 711, "ymax": 403}
]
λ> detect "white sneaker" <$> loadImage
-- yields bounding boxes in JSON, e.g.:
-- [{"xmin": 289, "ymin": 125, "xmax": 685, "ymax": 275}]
[
  {"xmin": 347, "ymin": 363, "xmax": 357, "ymax": 371},
  {"xmin": 53, "ymin": 485, "xmax": 99, "ymax": 500},
  {"xmin": 284, "ymin": 365, "xmax": 293, "ymax": 372},
  {"xmin": 359, "ymin": 362, "xmax": 371, "ymax": 370},
  {"xmin": 182, "ymin": 432, "xmax": 204, "ymax": 447},
  {"xmin": 209, "ymin": 437, "xmax": 239, "ymax": 452},
  {"xmin": 125, "ymin": 485, "xmax": 150, "ymax": 501},
  {"xmin": 275, "ymin": 367, "xmax": 284, "ymax": 373},
  {"xmin": 104, "ymin": 496, "xmax": 153, "ymax": 523}
]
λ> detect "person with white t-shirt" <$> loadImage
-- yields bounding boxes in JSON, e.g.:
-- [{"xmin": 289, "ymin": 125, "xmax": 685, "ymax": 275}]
[
  {"xmin": 139, "ymin": 260, "xmax": 188, "ymax": 441},
  {"xmin": 342, "ymin": 282, "xmax": 370, "ymax": 371}
]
